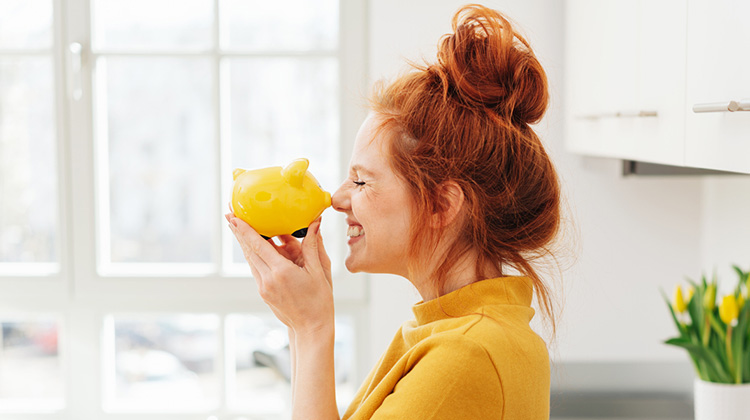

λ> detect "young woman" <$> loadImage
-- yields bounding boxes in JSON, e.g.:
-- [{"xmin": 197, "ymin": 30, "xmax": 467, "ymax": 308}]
[{"xmin": 227, "ymin": 4, "xmax": 561, "ymax": 419}]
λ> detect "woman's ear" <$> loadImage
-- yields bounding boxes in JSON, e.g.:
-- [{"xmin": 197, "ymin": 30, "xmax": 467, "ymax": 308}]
[{"xmin": 430, "ymin": 181, "xmax": 465, "ymax": 229}]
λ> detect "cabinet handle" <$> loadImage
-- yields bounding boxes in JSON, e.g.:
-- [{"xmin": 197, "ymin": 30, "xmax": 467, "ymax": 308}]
[
  {"xmin": 576, "ymin": 110, "xmax": 658, "ymax": 120},
  {"xmin": 68, "ymin": 42, "xmax": 83, "ymax": 101},
  {"xmin": 692, "ymin": 100, "xmax": 750, "ymax": 113}
]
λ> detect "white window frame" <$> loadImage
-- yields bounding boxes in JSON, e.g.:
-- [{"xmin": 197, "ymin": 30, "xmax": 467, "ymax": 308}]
[{"xmin": 0, "ymin": 0, "xmax": 370, "ymax": 418}]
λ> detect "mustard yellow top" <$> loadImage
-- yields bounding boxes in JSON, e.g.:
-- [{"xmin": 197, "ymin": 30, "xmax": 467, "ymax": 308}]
[{"xmin": 342, "ymin": 276, "xmax": 550, "ymax": 420}]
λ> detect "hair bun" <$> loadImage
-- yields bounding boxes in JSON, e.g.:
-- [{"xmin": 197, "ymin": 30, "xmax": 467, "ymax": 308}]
[{"xmin": 434, "ymin": 4, "xmax": 548, "ymax": 125}]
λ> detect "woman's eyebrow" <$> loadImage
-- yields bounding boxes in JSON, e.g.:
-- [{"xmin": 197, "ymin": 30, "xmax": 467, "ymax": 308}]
[{"xmin": 351, "ymin": 164, "xmax": 375, "ymax": 176}]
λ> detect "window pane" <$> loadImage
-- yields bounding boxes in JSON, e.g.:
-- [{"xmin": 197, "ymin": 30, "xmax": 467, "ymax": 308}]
[
  {"xmin": 220, "ymin": 0, "xmax": 338, "ymax": 51},
  {"xmin": 0, "ymin": 319, "xmax": 63, "ymax": 410},
  {"xmin": 225, "ymin": 57, "xmax": 339, "ymax": 266},
  {"xmin": 105, "ymin": 314, "xmax": 219, "ymax": 411},
  {"xmin": 0, "ymin": 57, "xmax": 58, "ymax": 267},
  {"xmin": 92, "ymin": 0, "xmax": 213, "ymax": 51},
  {"xmin": 0, "ymin": 0, "xmax": 52, "ymax": 49},
  {"xmin": 227, "ymin": 314, "xmax": 354, "ymax": 415},
  {"xmin": 97, "ymin": 57, "xmax": 215, "ymax": 265}
]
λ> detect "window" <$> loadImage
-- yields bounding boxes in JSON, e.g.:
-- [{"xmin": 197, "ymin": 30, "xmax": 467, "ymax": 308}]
[{"xmin": 0, "ymin": 0, "xmax": 367, "ymax": 418}]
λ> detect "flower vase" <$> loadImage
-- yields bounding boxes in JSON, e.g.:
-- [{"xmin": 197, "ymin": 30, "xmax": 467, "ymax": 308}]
[{"xmin": 694, "ymin": 379, "xmax": 750, "ymax": 420}]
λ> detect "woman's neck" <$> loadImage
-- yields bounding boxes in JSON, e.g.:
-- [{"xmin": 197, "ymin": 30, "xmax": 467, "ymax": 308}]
[{"xmin": 409, "ymin": 248, "xmax": 502, "ymax": 302}]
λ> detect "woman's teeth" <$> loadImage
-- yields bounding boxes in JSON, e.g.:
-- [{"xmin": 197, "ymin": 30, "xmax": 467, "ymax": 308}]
[{"xmin": 347, "ymin": 225, "xmax": 364, "ymax": 237}]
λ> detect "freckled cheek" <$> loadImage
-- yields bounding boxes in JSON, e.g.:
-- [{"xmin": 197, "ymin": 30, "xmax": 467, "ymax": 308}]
[{"xmin": 350, "ymin": 194, "xmax": 383, "ymax": 228}]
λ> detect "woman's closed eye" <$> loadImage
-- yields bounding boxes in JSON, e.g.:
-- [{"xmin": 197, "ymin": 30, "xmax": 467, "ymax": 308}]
[{"xmin": 353, "ymin": 180, "xmax": 366, "ymax": 186}]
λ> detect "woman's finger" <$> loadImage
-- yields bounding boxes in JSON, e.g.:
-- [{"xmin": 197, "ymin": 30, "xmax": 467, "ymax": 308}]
[
  {"xmin": 277, "ymin": 235, "xmax": 303, "ymax": 264},
  {"xmin": 316, "ymin": 227, "xmax": 333, "ymax": 285},
  {"xmin": 270, "ymin": 241, "xmax": 293, "ymax": 261},
  {"xmin": 300, "ymin": 219, "xmax": 324, "ymax": 275},
  {"xmin": 229, "ymin": 223, "xmax": 272, "ymax": 278},
  {"xmin": 229, "ymin": 215, "xmax": 290, "ymax": 268}
]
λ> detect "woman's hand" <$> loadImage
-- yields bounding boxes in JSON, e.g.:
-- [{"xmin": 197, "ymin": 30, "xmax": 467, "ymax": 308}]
[{"xmin": 225, "ymin": 211, "xmax": 334, "ymax": 335}]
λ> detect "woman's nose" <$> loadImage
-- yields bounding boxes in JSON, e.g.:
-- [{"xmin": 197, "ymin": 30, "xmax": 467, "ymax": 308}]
[{"xmin": 331, "ymin": 184, "xmax": 350, "ymax": 213}]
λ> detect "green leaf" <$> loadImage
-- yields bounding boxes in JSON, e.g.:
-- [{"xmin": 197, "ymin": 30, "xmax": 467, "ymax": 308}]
[
  {"xmin": 732, "ymin": 264, "xmax": 749, "ymax": 285},
  {"xmin": 688, "ymin": 285, "xmax": 706, "ymax": 338},
  {"xmin": 709, "ymin": 331, "xmax": 729, "ymax": 373},
  {"xmin": 665, "ymin": 338, "xmax": 708, "ymax": 380},
  {"xmin": 665, "ymin": 337, "xmax": 732, "ymax": 383},
  {"xmin": 709, "ymin": 311, "xmax": 727, "ymax": 341},
  {"xmin": 732, "ymin": 302, "xmax": 750, "ymax": 383}
]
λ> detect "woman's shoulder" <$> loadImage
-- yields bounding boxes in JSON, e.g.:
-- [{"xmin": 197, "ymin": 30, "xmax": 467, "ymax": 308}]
[{"xmin": 415, "ymin": 312, "xmax": 549, "ymax": 366}]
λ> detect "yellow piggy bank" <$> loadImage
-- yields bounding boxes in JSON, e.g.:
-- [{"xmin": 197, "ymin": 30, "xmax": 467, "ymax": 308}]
[{"xmin": 231, "ymin": 158, "xmax": 332, "ymax": 239}]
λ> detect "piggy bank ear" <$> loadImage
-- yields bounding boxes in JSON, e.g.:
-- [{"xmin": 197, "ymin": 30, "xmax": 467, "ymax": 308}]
[
  {"xmin": 281, "ymin": 158, "xmax": 309, "ymax": 188},
  {"xmin": 233, "ymin": 168, "xmax": 247, "ymax": 180}
]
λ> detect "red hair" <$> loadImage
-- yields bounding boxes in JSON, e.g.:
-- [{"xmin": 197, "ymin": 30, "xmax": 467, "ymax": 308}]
[{"xmin": 370, "ymin": 4, "xmax": 561, "ymax": 334}]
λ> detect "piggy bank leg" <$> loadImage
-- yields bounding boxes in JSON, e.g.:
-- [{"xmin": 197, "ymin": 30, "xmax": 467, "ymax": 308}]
[{"xmin": 291, "ymin": 228, "xmax": 308, "ymax": 238}]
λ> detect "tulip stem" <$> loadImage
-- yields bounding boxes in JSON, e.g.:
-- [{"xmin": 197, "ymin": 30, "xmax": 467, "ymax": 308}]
[
  {"xmin": 703, "ymin": 315, "xmax": 710, "ymax": 347},
  {"xmin": 726, "ymin": 325, "xmax": 735, "ymax": 382}
]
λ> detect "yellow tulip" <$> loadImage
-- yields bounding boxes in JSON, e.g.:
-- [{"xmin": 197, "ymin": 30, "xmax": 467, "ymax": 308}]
[
  {"xmin": 673, "ymin": 285, "xmax": 687, "ymax": 313},
  {"xmin": 719, "ymin": 295, "xmax": 740, "ymax": 325},
  {"xmin": 704, "ymin": 284, "xmax": 717, "ymax": 311}
]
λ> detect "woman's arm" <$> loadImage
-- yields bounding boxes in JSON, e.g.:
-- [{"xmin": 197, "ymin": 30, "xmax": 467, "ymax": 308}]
[
  {"xmin": 293, "ymin": 326, "xmax": 339, "ymax": 419},
  {"xmin": 288, "ymin": 328, "xmax": 296, "ymax": 404},
  {"xmin": 227, "ymin": 214, "xmax": 339, "ymax": 419}
]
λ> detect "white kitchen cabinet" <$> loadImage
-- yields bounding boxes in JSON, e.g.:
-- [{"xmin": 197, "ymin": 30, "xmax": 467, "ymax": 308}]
[
  {"xmin": 565, "ymin": 0, "xmax": 635, "ymax": 158},
  {"xmin": 684, "ymin": 0, "xmax": 750, "ymax": 174},
  {"xmin": 564, "ymin": 0, "xmax": 687, "ymax": 166}
]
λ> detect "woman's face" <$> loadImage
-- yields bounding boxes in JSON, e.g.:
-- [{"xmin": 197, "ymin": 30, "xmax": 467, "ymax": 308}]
[{"xmin": 331, "ymin": 114, "xmax": 414, "ymax": 276}]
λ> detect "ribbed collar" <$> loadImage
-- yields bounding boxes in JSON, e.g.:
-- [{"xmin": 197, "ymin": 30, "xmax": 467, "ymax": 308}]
[{"xmin": 411, "ymin": 276, "xmax": 534, "ymax": 326}]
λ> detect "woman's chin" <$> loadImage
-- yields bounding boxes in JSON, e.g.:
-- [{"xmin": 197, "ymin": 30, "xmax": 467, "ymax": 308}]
[{"xmin": 344, "ymin": 255, "xmax": 363, "ymax": 273}]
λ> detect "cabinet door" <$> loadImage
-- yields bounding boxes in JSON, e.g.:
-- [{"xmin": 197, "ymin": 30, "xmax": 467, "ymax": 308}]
[
  {"xmin": 564, "ymin": 0, "xmax": 686, "ymax": 166},
  {"xmin": 565, "ymin": 0, "xmax": 637, "ymax": 158},
  {"xmin": 629, "ymin": 0, "xmax": 686, "ymax": 166},
  {"xmin": 685, "ymin": 0, "xmax": 750, "ymax": 174}
]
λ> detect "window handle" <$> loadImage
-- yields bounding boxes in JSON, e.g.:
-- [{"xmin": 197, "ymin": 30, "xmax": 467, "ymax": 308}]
[
  {"xmin": 692, "ymin": 100, "xmax": 750, "ymax": 113},
  {"xmin": 576, "ymin": 110, "xmax": 658, "ymax": 120},
  {"xmin": 68, "ymin": 42, "xmax": 83, "ymax": 101}
]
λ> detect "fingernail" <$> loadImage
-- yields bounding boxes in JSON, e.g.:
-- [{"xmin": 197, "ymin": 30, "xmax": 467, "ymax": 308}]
[{"xmin": 230, "ymin": 218, "xmax": 238, "ymax": 227}]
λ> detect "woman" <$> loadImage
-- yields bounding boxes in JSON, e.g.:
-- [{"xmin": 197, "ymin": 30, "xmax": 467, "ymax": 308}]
[{"xmin": 227, "ymin": 4, "xmax": 560, "ymax": 419}]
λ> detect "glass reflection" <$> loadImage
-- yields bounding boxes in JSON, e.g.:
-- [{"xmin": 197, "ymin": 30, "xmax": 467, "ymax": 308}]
[
  {"xmin": 220, "ymin": 0, "xmax": 338, "ymax": 52},
  {"xmin": 227, "ymin": 314, "xmax": 355, "ymax": 416},
  {"xmin": 0, "ymin": 57, "xmax": 57, "ymax": 266},
  {"xmin": 98, "ymin": 57, "xmax": 215, "ymax": 265},
  {"xmin": 106, "ymin": 314, "xmax": 219, "ymax": 411},
  {"xmin": 92, "ymin": 0, "xmax": 213, "ymax": 51},
  {"xmin": 0, "ymin": 320, "xmax": 63, "ymax": 409}
]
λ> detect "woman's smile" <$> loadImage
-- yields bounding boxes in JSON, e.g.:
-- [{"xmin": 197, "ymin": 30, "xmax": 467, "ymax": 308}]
[
  {"xmin": 331, "ymin": 113, "xmax": 414, "ymax": 276},
  {"xmin": 347, "ymin": 224, "xmax": 365, "ymax": 244}
]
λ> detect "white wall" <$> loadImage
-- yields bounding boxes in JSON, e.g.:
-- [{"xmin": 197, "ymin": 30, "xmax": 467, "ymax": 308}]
[
  {"xmin": 364, "ymin": 0, "xmax": 707, "ymax": 374},
  {"xmin": 701, "ymin": 177, "xmax": 750, "ymax": 295}
]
